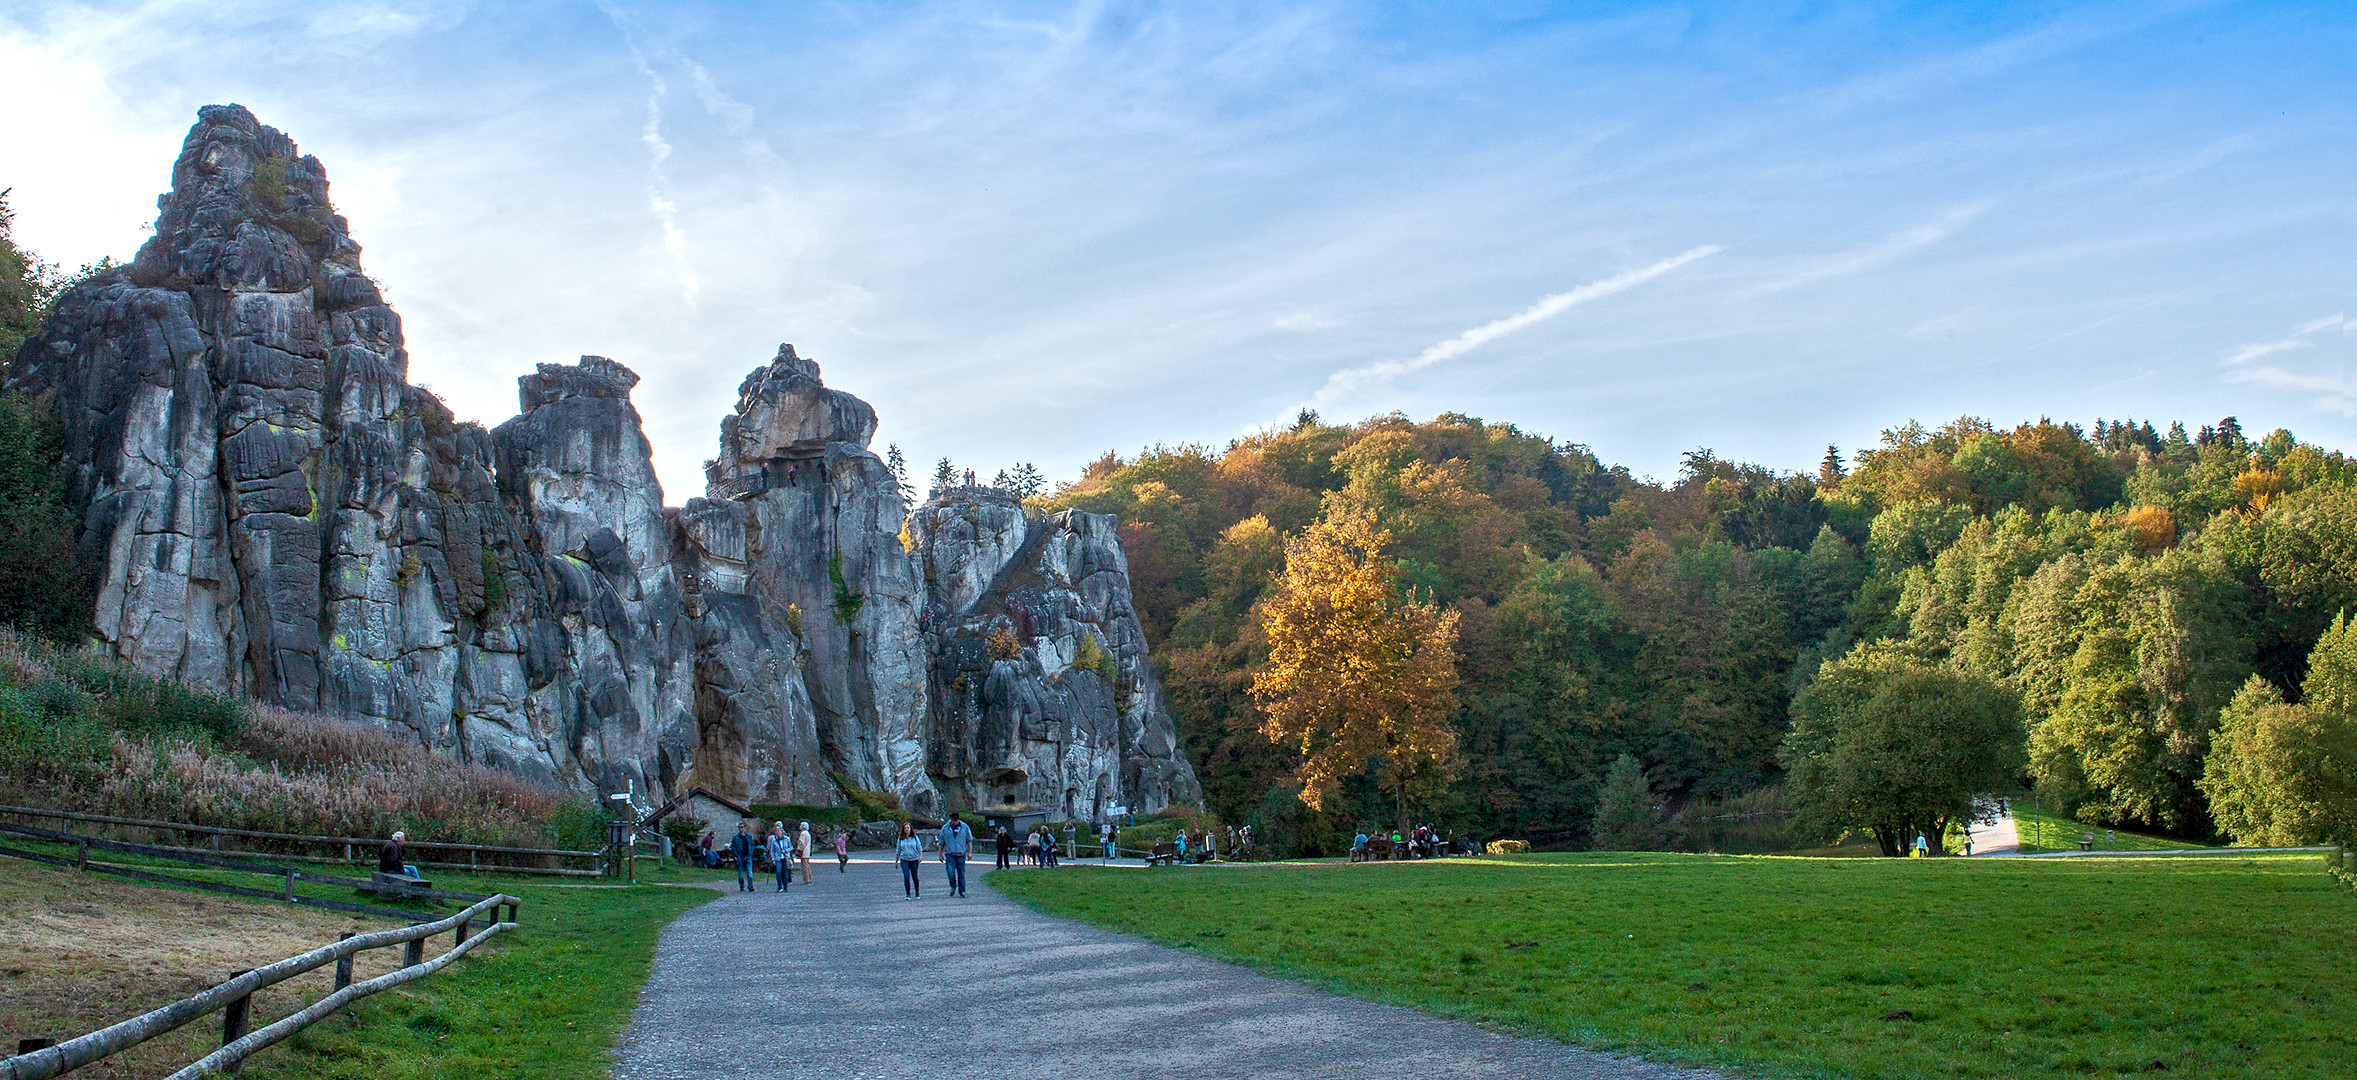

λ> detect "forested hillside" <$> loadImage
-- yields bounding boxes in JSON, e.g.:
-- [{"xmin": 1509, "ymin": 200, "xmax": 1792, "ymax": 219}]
[{"xmin": 1038, "ymin": 410, "xmax": 2354, "ymax": 852}]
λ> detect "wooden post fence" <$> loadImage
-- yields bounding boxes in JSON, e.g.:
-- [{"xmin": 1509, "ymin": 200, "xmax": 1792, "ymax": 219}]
[{"xmin": 0, "ymin": 894, "xmax": 519, "ymax": 1080}]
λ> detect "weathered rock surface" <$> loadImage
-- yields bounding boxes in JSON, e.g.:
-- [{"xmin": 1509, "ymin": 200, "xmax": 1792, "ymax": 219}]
[
  {"xmin": 7, "ymin": 105, "xmax": 1198, "ymax": 819},
  {"xmin": 910, "ymin": 488, "xmax": 1202, "ymax": 818}
]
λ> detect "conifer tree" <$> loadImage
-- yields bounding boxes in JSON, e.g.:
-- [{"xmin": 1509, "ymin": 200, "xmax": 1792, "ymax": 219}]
[
  {"xmin": 885, "ymin": 444, "xmax": 913, "ymax": 506},
  {"xmin": 1589, "ymin": 753, "xmax": 1658, "ymax": 850}
]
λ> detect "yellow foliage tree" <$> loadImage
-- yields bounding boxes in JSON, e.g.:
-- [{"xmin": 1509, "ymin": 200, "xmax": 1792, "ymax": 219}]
[{"xmin": 1250, "ymin": 509, "xmax": 1460, "ymax": 832}]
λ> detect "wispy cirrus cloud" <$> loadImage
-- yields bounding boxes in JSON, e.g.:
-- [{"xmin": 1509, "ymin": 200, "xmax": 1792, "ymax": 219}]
[
  {"xmin": 1309, "ymin": 245, "xmax": 1722, "ymax": 410},
  {"xmin": 2223, "ymin": 314, "xmax": 2349, "ymax": 414},
  {"xmin": 1745, "ymin": 202, "xmax": 1989, "ymax": 297}
]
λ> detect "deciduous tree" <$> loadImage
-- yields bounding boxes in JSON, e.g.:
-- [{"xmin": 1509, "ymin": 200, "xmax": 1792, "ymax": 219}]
[
  {"xmin": 2200, "ymin": 617, "xmax": 2357, "ymax": 845},
  {"xmin": 1783, "ymin": 644, "xmax": 2025, "ymax": 855},
  {"xmin": 1252, "ymin": 509, "xmax": 1459, "ymax": 832}
]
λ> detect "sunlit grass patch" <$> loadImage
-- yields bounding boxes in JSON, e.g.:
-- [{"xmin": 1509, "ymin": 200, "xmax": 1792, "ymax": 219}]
[{"xmin": 993, "ymin": 852, "xmax": 2354, "ymax": 1079}]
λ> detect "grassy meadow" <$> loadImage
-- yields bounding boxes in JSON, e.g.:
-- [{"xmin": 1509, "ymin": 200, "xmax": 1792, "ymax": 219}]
[
  {"xmin": 992, "ymin": 852, "xmax": 2355, "ymax": 1079},
  {"xmin": 241, "ymin": 871, "xmax": 718, "ymax": 1080},
  {"xmin": 0, "ymin": 835, "xmax": 720, "ymax": 1079}
]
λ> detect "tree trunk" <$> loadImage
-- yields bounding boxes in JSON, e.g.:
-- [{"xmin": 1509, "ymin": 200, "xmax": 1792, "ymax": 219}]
[
  {"xmin": 1395, "ymin": 780, "xmax": 1412, "ymax": 837},
  {"xmin": 1925, "ymin": 817, "xmax": 1950, "ymax": 856},
  {"xmin": 1872, "ymin": 825, "xmax": 1901, "ymax": 857}
]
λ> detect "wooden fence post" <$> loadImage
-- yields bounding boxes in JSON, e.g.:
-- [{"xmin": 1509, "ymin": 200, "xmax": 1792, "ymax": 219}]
[
  {"xmin": 282, "ymin": 868, "xmax": 296, "ymax": 902},
  {"xmin": 471, "ymin": 848, "xmax": 478, "ymax": 871},
  {"xmin": 222, "ymin": 969, "xmax": 252, "ymax": 1074},
  {"xmin": 455, "ymin": 916, "xmax": 471, "ymax": 951},
  {"xmin": 404, "ymin": 938, "xmax": 423, "ymax": 968},
  {"xmin": 335, "ymin": 932, "xmax": 355, "ymax": 990},
  {"xmin": 76, "ymin": 837, "xmax": 88, "ymax": 871}
]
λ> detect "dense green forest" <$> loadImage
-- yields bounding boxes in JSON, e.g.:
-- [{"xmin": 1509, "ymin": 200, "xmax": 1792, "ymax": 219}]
[{"xmin": 1038, "ymin": 408, "xmax": 2355, "ymax": 853}]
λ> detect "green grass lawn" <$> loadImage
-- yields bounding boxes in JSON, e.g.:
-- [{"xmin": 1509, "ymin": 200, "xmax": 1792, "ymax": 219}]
[
  {"xmin": 2006, "ymin": 804, "xmax": 2214, "ymax": 853},
  {"xmin": 992, "ymin": 853, "xmax": 2355, "ymax": 1079},
  {"xmin": 0, "ymin": 838, "xmax": 718, "ymax": 1079},
  {"xmin": 245, "ymin": 870, "xmax": 717, "ymax": 1080}
]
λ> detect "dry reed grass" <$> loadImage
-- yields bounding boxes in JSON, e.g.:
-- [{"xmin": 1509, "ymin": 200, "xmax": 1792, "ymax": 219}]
[{"xmin": 0, "ymin": 628, "xmax": 600, "ymax": 851}]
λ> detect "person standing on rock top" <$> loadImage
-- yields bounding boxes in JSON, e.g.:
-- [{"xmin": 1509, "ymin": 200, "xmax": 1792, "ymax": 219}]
[
  {"xmin": 896, "ymin": 823, "xmax": 923, "ymax": 899},
  {"xmin": 940, "ymin": 814, "xmax": 974, "ymax": 897}
]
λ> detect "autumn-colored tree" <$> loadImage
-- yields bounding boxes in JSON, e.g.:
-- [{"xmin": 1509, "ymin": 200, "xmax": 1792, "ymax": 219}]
[{"xmin": 1251, "ymin": 509, "xmax": 1460, "ymax": 832}]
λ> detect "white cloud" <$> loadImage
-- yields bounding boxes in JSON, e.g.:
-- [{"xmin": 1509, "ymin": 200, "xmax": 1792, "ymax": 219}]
[
  {"xmin": 2222, "ymin": 314, "xmax": 2349, "ymax": 416},
  {"xmin": 1309, "ymin": 245, "xmax": 1721, "ymax": 410},
  {"xmin": 2222, "ymin": 313, "xmax": 2343, "ymax": 366},
  {"xmin": 1746, "ymin": 203, "xmax": 1988, "ymax": 297}
]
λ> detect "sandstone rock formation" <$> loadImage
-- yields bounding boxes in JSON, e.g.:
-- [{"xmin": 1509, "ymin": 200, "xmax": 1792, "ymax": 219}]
[{"xmin": 6, "ymin": 105, "xmax": 1198, "ymax": 820}]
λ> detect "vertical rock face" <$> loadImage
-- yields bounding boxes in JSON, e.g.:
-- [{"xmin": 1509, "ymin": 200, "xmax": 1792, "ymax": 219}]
[
  {"xmin": 9, "ymin": 105, "xmax": 1197, "ymax": 820},
  {"xmin": 909, "ymin": 488, "xmax": 1202, "ymax": 817}
]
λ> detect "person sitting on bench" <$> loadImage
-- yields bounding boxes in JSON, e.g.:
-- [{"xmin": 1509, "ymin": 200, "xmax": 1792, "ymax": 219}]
[{"xmin": 378, "ymin": 830, "xmax": 419, "ymax": 878}]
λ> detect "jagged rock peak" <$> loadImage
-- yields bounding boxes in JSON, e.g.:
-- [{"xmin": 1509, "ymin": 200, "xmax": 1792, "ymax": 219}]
[
  {"xmin": 705, "ymin": 343, "xmax": 880, "ymax": 494},
  {"xmin": 129, "ymin": 103, "xmax": 363, "ymax": 293},
  {"xmin": 520, "ymin": 355, "xmax": 641, "ymax": 410}
]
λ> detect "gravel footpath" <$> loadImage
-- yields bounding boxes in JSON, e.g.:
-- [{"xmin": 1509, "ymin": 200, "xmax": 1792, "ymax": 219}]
[{"xmin": 609, "ymin": 856, "xmax": 1731, "ymax": 1080}]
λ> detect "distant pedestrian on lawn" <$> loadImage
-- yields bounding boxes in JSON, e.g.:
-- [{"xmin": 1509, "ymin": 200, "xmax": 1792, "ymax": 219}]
[
  {"xmin": 1023, "ymin": 827, "xmax": 1040, "ymax": 867},
  {"xmin": 768, "ymin": 824, "xmax": 791, "ymax": 892},
  {"xmin": 941, "ymin": 814, "xmax": 974, "ymax": 896},
  {"xmin": 896, "ymin": 823, "xmax": 923, "ymax": 899},
  {"xmin": 797, "ymin": 821, "xmax": 814, "ymax": 884},
  {"xmin": 1101, "ymin": 822, "xmax": 1116, "ymax": 861},
  {"xmin": 835, "ymin": 828, "xmax": 850, "ymax": 872},
  {"xmin": 732, "ymin": 823, "xmax": 756, "ymax": 892}
]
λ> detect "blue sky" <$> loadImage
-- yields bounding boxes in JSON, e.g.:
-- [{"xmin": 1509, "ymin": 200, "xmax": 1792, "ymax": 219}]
[{"xmin": 4, "ymin": 1, "xmax": 2349, "ymax": 498}]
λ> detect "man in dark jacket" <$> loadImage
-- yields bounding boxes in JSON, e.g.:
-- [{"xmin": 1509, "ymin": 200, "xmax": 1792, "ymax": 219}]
[
  {"xmin": 995, "ymin": 827, "xmax": 1014, "ymax": 870},
  {"xmin": 731, "ymin": 823, "xmax": 756, "ymax": 892},
  {"xmin": 377, "ymin": 831, "xmax": 408, "ymax": 876}
]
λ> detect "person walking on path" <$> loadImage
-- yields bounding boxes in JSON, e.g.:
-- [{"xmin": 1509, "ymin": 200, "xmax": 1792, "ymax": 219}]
[
  {"xmin": 767, "ymin": 824, "xmax": 792, "ymax": 892},
  {"xmin": 835, "ymin": 828, "xmax": 850, "ymax": 872},
  {"xmin": 940, "ymin": 814, "xmax": 974, "ymax": 897},
  {"xmin": 895, "ymin": 823, "xmax": 923, "ymax": 899},
  {"xmin": 997, "ymin": 827, "xmax": 1015, "ymax": 870},
  {"xmin": 732, "ymin": 823, "xmax": 756, "ymax": 892},
  {"xmin": 797, "ymin": 821, "xmax": 815, "ymax": 884},
  {"xmin": 1101, "ymin": 822, "xmax": 1116, "ymax": 861}
]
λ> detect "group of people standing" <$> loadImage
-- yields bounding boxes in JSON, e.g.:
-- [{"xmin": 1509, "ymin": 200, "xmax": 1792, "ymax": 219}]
[
  {"xmin": 1349, "ymin": 824, "xmax": 1464, "ymax": 862},
  {"xmin": 715, "ymin": 819, "xmax": 852, "ymax": 892},
  {"xmin": 995, "ymin": 824, "xmax": 1076, "ymax": 868}
]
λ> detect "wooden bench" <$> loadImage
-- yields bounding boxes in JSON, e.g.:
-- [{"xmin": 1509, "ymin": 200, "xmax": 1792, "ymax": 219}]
[
  {"xmin": 1145, "ymin": 841, "xmax": 1177, "ymax": 866},
  {"xmin": 369, "ymin": 871, "xmax": 434, "ymax": 898}
]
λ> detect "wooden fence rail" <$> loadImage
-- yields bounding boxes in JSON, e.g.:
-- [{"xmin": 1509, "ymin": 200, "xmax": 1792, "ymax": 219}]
[
  {"xmin": 0, "ymin": 804, "xmax": 601, "ymax": 875},
  {"xmin": 0, "ymin": 893, "xmax": 519, "ymax": 1080},
  {"xmin": 0, "ymin": 819, "xmax": 487, "ymax": 921}
]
